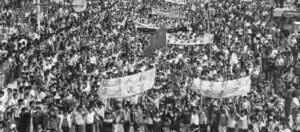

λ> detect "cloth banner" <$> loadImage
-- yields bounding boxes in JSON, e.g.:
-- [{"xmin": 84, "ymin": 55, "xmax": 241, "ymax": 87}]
[
  {"xmin": 191, "ymin": 76, "xmax": 251, "ymax": 98},
  {"xmin": 135, "ymin": 22, "xmax": 159, "ymax": 30},
  {"xmin": 283, "ymin": 11, "xmax": 300, "ymax": 18},
  {"xmin": 165, "ymin": 0, "xmax": 187, "ymax": 5},
  {"xmin": 273, "ymin": 8, "xmax": 296, "ymax": 17},
  {"xmin": 152, "ymin": 9, "xmax": 182, "ymax": 18},
  {"xmin": 241, "ymin": 0, "xmax": 252, "ymax": 2},
  {"xmin": 99, "ymin": 68, "xmax": 156, "ymax": 98},
  {"xmin": 73, "ymin": 0, "xmax": 87, "ymax": 12},
  {"xmin": 167, "ymin": 33, "xmax": 214, "ymax": 45}
]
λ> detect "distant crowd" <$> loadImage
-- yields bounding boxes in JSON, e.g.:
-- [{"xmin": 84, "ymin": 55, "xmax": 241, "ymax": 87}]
[{"xmin": 0, "ymin": 0, "xmax": 299, "ymax": 132}]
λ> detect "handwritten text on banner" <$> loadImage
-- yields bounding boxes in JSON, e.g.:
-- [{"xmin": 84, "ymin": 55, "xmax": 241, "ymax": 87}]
[
  {"xmin": 135, "ymin": 22, "xmax": 159, "ymax": 30},
  {"xmin": 152, "ymin": 9, "xmax": 182, "ymax": 18},
  {"xmin": 99, "ymin": 68, "xmax": 156, "ymax": 98},
  {"xmin": 167, "ymin": 33, "xmax": 214, "ymax": 45},
  {"xmin": 191, "ymin": 76, "xmax": 251, "ymax": 98}
]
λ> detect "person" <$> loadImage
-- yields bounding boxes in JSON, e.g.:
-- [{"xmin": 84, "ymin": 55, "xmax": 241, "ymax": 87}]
[
  {"xmin": 133, "ymin": 105, "xmax": 144, "ymax": 132},
  {"xmin": 0, "ymin": 121, "xmax": 9, "ymax": 132},
  {"xmin": 18, "ymin": 107, "xmax": 30, "ymax": 132},
  {"xmin": 293, "ymin": 107, "xmax": 300, "ymax": 132},
  {"xmin": 144, "ymin": 112, "xmax": 153, "ymax": 132},
  {"xmin": 86, "ymin": 107, "xmax": 97, "ymax": 132},
  {"xmin": 179, "ymin": 107, "xmax": 190, "ymax": 132},
  {"xmin": 281, "ymin": 120, "xmax": 292, "ymax": 132},
  {"xmin": 225, "ymin": 105, "xmax": 237, "ymax": 132},
  {"xmin": 199, "ymin": 106, "xmax": 208, "ymax": 132},
  {"xmin": 123, "ymin": 105, "xmax": 132, "ymax": 132},
  {"xmin": 32, "ymin": 106, "xmax": 46, "ymax": 132},
  {"xmin": 73, "ymin": 106, "xmax": 85, "ymax": 132},
  {"xmin": 103, "ymin": 111, "xmax": 114, "ymax": 132},
  {"xmin": 218, "ymin": 106, "xmax": 228, "ymax": 132},
  {"xmin": 113, "ymin": 104, "xmax": 125, "ymax": 132},
  {"xmin": 153, "ymin": 112, "xmax": 162, "ymax": 132},
  {"xmin": 58, "ymin": 110, "xmax": 72, "ymax": 132},
  {"xmin": 237, "ymin": 110, "xmax": 250, "ymax": 132},
  {"xmin": 45, "ymin": 109, "xmax": 59, "ymax": 132},
  {"xmin": 209, "ymin": 104, "xmax": 219, "ymax": 132}
]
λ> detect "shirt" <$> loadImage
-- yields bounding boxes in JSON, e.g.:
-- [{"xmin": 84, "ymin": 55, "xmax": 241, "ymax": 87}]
[
  {"xmin": 238, "ymin": 116, "xmax": 248, "ymax": 129},
  {"xmin": 296, "ymin": 113, "xmax": 300, "ymax": 130},
  {"xmin": 86, "ymin": 112, "xmax": 95, "ymax": 124},
  {"xmin": 228, "ymin": 115, "xmax": 237, "ymax": 128},
  {"xmin": 73, "ymin": 111, "xmax": 85, "ymax": 125},
  {"xmin": 190, "ymin": 113, "xmax": 199, "ymax": 125}
]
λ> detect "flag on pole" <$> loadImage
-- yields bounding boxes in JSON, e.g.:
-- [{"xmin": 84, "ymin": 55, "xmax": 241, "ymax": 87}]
[{"xmin": 144, "ymin": 25, "xmax": 167, "ymax": 57}]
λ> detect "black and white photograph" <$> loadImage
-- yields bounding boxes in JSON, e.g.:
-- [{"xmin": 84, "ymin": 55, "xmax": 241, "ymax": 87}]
[{"xmin": 0, "ymin": 0, "xmax": 300, "ymax": 132}]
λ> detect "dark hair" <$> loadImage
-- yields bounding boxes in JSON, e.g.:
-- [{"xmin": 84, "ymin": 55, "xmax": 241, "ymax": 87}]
[{"xmin": 18, "ymin": 99, "xmax": 24, "ymax": 104}]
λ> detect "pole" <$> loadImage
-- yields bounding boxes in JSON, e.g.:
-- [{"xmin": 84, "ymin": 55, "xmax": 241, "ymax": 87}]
[{"xmin": 37, "ymin": 0, "xmax": 41, "ymax": 32}]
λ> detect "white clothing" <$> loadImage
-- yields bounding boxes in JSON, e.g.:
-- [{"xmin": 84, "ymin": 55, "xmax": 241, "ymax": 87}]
[{"xmin": 86, "ymin": 112, "xmax": 96, "ymax": 124}]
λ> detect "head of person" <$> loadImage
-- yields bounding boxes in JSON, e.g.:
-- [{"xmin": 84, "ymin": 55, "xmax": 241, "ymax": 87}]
[{"xmin": 0, "ymin": 91, "xmax": 4, "ymax": 98}]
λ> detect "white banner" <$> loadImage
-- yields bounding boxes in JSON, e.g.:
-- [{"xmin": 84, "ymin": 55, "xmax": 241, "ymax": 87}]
[
  {"xmin": 73, "ymin": 0, "xmax": 87, "ymax": 12},
  {"xmin": 241, "ymin": 0, "xmax": 252, "ymax": 2},
  {"xmin": 99, "ymin": 68, "xmax": 156, "ymax": 98},
  {"xmin": 165, "ymin": 0, "xmax": 187, "ymax": 5},
  {"xmin": 191, "ymin": 76, "xmax": 251, "ymax": 98},
  {"xmin": 135, "ymin": 22, "xmax": 159, "ymax": 30},
  {"xmin": 167, "ymin": 33, "xmax": 214, "ymax": 45},
  {"xmin": 152, "ymin": 9, "xmax": 182, "ymax": 18},
  {"xmin": 273, "ymin": 8, "xmax": 296, "ymax": 17}
]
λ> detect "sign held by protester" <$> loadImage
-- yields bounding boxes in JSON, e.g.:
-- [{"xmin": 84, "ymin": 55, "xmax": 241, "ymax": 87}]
[
  {"xmin": 191, "ymin": 76, "xmax": 251, "ymax": 98},
  {"xmin": 99, "ymin": 68, "xmax": 156, "ymax": 98},
  {"xmin": 241, "ymin": 0, "xmax": 252, "ymax": 2},
  {"xmin": 152, "ymin": 9, "xmax": 182, "ymax": 18},
  {"xmin": 273, "ymin": 8, "xmax": 296, "ymax": 17},
  {"xmin": 167, "ymin": 33, "xmax": 214, "ymax": 45},
  {"xmin": 165, "ymin": 0, "xmax": 187, "ymax": 5},
  {"xmin": 73, "ymin": 0, "xmax": 87, "ymax": 12},
  {"xmin": 135, "ymin": 22, "xmax": 159, "ymax": 30}
]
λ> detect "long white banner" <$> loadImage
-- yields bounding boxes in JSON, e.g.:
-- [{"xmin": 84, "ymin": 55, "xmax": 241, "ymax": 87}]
[
  {"xmin": 152, "ymin": 9, "xmax": 182, "ymax": 18},
  {"xmin": 273, "ymin": 8, "xmax": 296, "ymax": 17},
  {"xmin": 167, "ymin": 33, "xmax": 214, "ymax": 45},
  {"xmin": 191, "ymin": 76, "xmax": 251, "ymax": 98},
  {"xmin": 165, "ymin": 0, "xmax": 187, "ymax": 5},
  {"xmin": 135, "ymin": 22, "xmax": 159, "ymax": 30},
  {"xmin": 241, "ymin": 0, "xmax": 252, "ymax": 2},
  {"xmin": 98, "ymin": 68, "xmax": 156, "ymax": 98}
]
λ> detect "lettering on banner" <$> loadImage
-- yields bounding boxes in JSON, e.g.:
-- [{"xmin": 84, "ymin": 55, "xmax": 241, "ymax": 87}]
[
  {"xmin": 219, "ymin": 90, "xmax": 225, "ymax": 98},
  {"xmin": 209, "ymin": 82, "xmax": 214, "ymax": 89},
  {"xmin": 101, "ymin": 80, "xmax": 109, "ymax": 86},
  {"xmin": 127, "ymin": 85, "xmax": 135, "ymax": 93},
  {"xmin": 235, "ymin": 79, "xmax": 241, "ymax": 87},
  {"xmin": 139, "ymin": 74, "xmax": 146, "ymax": 81},
  {"xmin": 115, "ymin": 78, "xmax": 121, "ymax": 85},
  {"xmin": 198, "ymin": 79, "xmax": 203, "ymax": 88},
  {"xmin": 204, "ymin": 89, "xmax": 211, "ymax": 95},
  {"xmin": 221, "ymin": 82, "xmax": 228, "ymax": 90},
  {"xmin": 99, "ymin": 87, "xmax": 108, "ymax": 95}
]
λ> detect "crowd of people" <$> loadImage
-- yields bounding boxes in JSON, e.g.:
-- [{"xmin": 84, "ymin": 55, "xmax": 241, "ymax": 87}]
[{"xmin": 0, "ymin": 0, "xmax": 300, "ymax": 132}]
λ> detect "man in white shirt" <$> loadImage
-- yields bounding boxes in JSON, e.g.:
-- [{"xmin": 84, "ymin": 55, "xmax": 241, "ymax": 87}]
[
  {"xmin": 86, "ymin": 107, "xmax": 96, "ymax": 132},
  {"xmin": 190, "ymin": 109, "xmax": 199, "ymax": 131}
]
